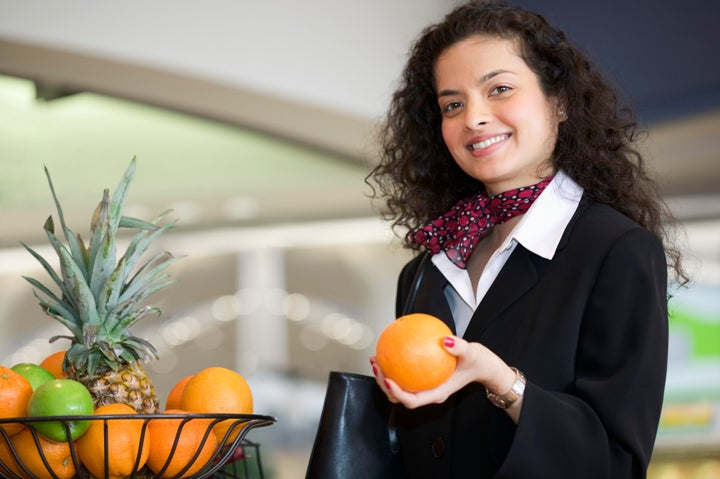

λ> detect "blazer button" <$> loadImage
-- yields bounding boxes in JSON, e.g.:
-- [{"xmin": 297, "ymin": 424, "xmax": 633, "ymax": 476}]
[{"xmin": 432, "ymin": 436, "xmax": 445, "ymax": 458}]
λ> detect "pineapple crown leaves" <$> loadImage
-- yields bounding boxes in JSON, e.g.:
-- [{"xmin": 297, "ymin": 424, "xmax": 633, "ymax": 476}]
[
  {"xmin": 62, "ymin": 332, "xmax": 159, "ymax": 375},
  {"xmin": 22, "ymin": 157, "xmax": 182, "ymax": 374}
]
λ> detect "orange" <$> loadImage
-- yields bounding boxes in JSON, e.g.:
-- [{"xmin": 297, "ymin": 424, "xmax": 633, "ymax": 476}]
[
  {"xmin": 39, "ymin": 351, "xmax": 69, "ymax": 379},
  {"xmin": 375, "ymin": 313, "xmax": 457, "ymax": 392},
  {"xmin": 0, "ymin": 365, "xmax": 34, "ymax": 436},
  {"xmin": 76, "ymin": 403, "xmax": 150, "ymax": 479},
  {"xmin": 179, "ymin": 367, "xmax": 253, "ymax": 442},
  {"xmin": 0, "ymin": 435, "xmax": 22, "ymax": 477},
  {"xmin": 146, "ymin": 409, "xmax": 219, "ymax": 478},
  {"xmin": 10, "ymin": 428, "xmax": 78, "ymax": 479},
  {"xmin": 165, "ymin": 375, "xmax": 193, "ymax": 411}
]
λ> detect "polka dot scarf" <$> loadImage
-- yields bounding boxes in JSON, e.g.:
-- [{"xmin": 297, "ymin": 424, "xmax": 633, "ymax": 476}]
[{"xmin": 411, "ymin": 177, "xmax": 553, "ymax": 269}]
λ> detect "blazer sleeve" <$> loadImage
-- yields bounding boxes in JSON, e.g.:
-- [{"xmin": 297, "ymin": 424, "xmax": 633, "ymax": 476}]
[{"xmin": 497, "ymin": 227, "xmax": 669, "ymax": 479}]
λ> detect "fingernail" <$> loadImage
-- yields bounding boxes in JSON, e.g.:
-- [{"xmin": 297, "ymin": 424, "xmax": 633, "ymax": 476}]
[
  {"xmin": 372, "ymin": 364, "xmax": 378, "ymax": 376},
  {"xmin": 384, "ymin": 379, "xmax": 391, "ymax": 389},
  {"xmin": 443, "ymin": 336, "xmax": 455, "ymax": 348}
]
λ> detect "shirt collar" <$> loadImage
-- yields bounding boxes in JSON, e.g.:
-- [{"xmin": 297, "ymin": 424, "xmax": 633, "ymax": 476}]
[{"xmin": 510, "ymin": 169, "xmax": 583, "ymax": 259}]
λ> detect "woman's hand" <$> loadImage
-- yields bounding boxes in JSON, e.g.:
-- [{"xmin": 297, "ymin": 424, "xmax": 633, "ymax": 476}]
[{"xmin": 370, "ymin": 336, "xmax": 522, "ymax": 421}]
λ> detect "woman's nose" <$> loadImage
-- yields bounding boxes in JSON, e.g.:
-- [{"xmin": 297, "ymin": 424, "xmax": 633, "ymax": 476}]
[{"xmin": 464, "ymin": 100, "xmax": 490, "ymax": 129}]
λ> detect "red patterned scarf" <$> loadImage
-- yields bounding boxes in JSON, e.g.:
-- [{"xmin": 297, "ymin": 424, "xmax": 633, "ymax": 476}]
[{"xmin": 412, "ymin": 177, "xmax": 553, "ymax": 268}]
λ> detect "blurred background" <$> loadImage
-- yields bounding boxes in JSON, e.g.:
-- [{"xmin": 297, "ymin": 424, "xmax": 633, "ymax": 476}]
[{"xmin": 1, "ymin": 1, "xmax": 719, "ymax": 477}]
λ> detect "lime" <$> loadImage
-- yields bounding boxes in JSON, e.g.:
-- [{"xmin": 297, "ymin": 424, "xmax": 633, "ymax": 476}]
[
  {"xmin": 27, "ymin": 379, "xmax": 94, "ymax": 441},
  {"xmin": 11, "ymin": 363, "xmax": 55, "ymax": 391}
]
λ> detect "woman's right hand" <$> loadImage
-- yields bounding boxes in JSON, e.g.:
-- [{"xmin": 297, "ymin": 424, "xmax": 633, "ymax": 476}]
[{"xmin": 370, "ymin": 336, "xmax": 522, "ymax": 421}]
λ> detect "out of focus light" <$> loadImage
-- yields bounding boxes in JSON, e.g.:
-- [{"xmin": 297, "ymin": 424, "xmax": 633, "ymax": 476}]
[{"xmin": 284, "ymin": 293, "xmax": 311, "ymax": 321}]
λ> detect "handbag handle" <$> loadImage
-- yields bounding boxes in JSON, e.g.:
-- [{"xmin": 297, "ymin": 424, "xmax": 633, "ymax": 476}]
[{"xmin": 401, "ymin": 252, "xmax": 430, "ymax": 316}]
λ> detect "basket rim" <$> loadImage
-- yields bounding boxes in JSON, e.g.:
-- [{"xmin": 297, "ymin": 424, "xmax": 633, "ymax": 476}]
[{"xmin": 0, "ymin": 412, "xmax": 276, "ymax": 423}]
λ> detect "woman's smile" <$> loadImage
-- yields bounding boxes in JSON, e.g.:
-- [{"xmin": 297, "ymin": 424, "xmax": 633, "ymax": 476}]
[{"xmin": 467, "ymin": 133, "xmax": 511, "ymax": 153}]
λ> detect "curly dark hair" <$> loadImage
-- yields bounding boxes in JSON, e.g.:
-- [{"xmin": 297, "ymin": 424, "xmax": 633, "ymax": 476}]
[{"xmin": 367, "ymin": 0, "xmax": 686, "ymax": 284}]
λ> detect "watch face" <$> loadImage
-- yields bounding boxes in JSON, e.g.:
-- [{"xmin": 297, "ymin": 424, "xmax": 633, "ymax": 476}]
[
  {"xmin": 488, "ymin": 394, "xmax": 511, "ymax": 409},
  {"xmin": 488, "ymin": 390, "xmax": 516, "ymax": 409}
]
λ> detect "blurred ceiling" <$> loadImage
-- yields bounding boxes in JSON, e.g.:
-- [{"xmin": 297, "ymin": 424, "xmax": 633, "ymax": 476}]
[{"xmin": 0, "ymin": 0, "xmax": 719, "ymax": 249}]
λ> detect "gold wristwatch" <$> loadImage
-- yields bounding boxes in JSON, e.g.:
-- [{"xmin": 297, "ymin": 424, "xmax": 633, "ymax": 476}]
[{"xmin": 486, "ymin": 367, "xmax": 526, "ymax": 409}]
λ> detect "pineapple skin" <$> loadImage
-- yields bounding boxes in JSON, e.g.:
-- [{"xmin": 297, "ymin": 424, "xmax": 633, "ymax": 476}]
[{"xmin": 74, "ymin": 362, "xmax": 160, "ymax": 414}]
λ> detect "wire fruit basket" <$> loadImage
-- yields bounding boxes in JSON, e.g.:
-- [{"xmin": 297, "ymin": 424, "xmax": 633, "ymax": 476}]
[{"xmin": 0, "ymin": 412, "xmax": 276, "ymax": 479}]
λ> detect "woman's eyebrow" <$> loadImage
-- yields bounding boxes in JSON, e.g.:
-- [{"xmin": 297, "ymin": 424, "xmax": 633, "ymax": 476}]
[{"xmin": 437, "ymin": 69, "xmax": 513, "ymax": 97}]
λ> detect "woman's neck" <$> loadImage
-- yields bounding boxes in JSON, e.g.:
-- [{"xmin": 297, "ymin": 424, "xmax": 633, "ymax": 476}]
[{"xmin": 466, "ymin": 216, "xmax": 522, "ymax": 293}]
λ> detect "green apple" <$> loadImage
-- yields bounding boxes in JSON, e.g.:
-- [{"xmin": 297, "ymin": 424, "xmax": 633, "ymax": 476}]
[
  {"xmin": 11, "ymin": 362, "xmax": 55, "ymax": 391},
  {"xmin": 27, "ymin": 379, "xmax": 94, "ymax": 441}
]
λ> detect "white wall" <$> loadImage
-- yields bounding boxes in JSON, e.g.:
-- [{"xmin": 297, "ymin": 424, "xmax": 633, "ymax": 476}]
[{"xmin": 0, "ymin": 0, "xmax": 460, "ymax": 119}]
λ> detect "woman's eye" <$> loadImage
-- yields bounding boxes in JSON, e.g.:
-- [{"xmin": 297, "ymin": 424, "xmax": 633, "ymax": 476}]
[
  {"xmin": 442, "ymin": 101, "xmax": 463, "ymax": 113},
  {"xmin": 490, "ymin": 85, "xmax": 511, "ymax": 96}
]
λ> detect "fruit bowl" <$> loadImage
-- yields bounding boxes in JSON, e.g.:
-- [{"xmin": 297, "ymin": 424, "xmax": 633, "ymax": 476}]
[{"xmin": 0, "ymin": 412, "xmax": 276, "ymax": 479}]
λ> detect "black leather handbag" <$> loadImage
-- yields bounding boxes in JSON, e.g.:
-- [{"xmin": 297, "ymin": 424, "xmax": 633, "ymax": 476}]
[
  {"xmin": 305, "ymin": 253, "xmax": 429, "ymax": 479},
  {"xmin": 304, "ymin": 371, "xmax": 404, "ymax": 478}
]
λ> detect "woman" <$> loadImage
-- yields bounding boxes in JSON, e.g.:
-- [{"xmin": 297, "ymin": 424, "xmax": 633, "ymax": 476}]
[{"xmin": 367, "ymin": 1, "xmax": 686, "ymax": 477}]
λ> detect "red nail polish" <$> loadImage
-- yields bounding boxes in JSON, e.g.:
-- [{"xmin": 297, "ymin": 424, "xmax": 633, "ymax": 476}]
[
  {"xmin": 372, "ymin": 364, "xmax": 378, "ymax": 376},
  {"xmin": 443, "ymin": 336, "xmax": 455, "ymax": 348},
  {"xmin": 384, "ymin": 379, "xmax": 391, "ymax": 389}
]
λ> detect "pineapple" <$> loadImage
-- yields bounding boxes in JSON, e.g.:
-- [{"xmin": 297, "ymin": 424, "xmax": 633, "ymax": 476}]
[{"xmin": 22, "ymin": 158, "xmax": 179, "ymax": 414}]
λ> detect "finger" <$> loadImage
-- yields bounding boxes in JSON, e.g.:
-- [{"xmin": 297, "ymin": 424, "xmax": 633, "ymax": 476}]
[
  {"xmin": 442, "ymin": 335, "xmax": 465, "ymax": 356},
  {"xmin": 387, "ymin": 380, "xmax": 441, "ymax": 409},
  {"xmin": 382, "ymin": 377, "xmax": 402, "ymax": 404},
  {"xmin": 369, "ymin": 356, "xmax": 379, "ymax": 377},
  {"xmin": 370, "ymin": 358, "xmax": 400, "ymax": 402}
]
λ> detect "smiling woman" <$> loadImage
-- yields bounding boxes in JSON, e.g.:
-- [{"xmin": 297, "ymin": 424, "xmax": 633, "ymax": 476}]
[{"xmin": 0, "ymin": 74, "xmax": 373, "ymax": 247}]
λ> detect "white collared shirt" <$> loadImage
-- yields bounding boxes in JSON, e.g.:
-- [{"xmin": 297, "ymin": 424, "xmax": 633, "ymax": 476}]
[{"xmin": 431, "ymin": 170, "xmax": 584, "ymax": 337}]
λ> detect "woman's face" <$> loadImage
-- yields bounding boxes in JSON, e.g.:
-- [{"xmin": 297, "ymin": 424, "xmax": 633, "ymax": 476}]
[{"xmin": 434, "ymin": 35, "xmax": 562, "ymax": 195}]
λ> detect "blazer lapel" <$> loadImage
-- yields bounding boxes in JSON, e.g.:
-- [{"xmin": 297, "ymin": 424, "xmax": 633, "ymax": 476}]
[
  {"xmin": 462, "ymin": 195, "xmax": 593, "ymax": 339},
  {"xmin": 463, "ymin": 244, "xmax": 541, "ymax": 339}
]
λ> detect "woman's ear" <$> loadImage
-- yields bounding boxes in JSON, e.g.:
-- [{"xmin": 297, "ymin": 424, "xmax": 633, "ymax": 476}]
[{"xmin": 554, "ymin": 97, "xmax": 568, "ymax": 123}]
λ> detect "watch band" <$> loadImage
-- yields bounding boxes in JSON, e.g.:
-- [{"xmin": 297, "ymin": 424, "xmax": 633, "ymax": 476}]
[{"xmin": 486, "ymin": 367, "xmax": 526, "ymax": 409}]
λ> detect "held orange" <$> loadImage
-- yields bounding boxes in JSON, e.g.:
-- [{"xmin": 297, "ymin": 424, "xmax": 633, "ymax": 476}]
[{"xmin": 375, "ymin": 313, "xmax": 457, "ymax": 392}]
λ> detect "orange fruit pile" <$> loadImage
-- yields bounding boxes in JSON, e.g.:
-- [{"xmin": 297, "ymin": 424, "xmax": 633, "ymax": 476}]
[
  {"xmin": 0, "ymin": 357, "xmax": 256, "ymax": 478},
  {"xmin": 375, "ymin": 313, "xmax": 457, "ymax": 392}
]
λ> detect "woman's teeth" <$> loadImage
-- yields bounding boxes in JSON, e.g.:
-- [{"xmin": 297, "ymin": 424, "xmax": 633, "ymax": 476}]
[{"xmin": 469, "ymin": 134, "xmax": 508, "ymax": 150}]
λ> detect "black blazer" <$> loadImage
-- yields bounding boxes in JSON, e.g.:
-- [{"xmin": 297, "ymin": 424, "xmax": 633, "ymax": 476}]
[{"xmin": 393, "ymin": 198, "xmax": 668, "ymax": 479}]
